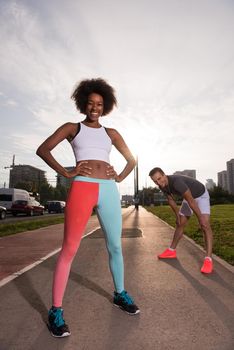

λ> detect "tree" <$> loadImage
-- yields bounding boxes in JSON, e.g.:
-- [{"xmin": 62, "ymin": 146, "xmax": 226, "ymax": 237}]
[
  {"xmin": 208, "ymin": 186, "xmax": 234, "ymax": 205},
  {"xmin": 138, "ymin": 186, "xmax": 161, "ymax": 205},
  {"xmin": 14, "ymin": 181, "xmax": 33, "ymax": 192},
  {"xmin": 54, "ymin": 184, "xmax": 68, "ymax": 201},
  {"xmin": 38, "ymin": 183, "xmax": 55, "ymax": 204},
  {"xmin": 38, "ymin": 183, "xmax": 69, "ymax": 204}
]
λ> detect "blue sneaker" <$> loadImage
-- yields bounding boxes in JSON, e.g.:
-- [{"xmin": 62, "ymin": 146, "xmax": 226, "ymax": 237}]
[
  {"xmin": 48, "ymin": 307, "xmax": 71, "ymax": 337},
  {"xmin": 113, "ymin": 290, "xmax": 140, "ymax": 315}
]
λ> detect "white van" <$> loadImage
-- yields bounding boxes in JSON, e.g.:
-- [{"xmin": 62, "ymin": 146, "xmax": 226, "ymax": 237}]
[{"xmin": 0, "ymin": 188, "xmax": 31, "ymax": 211}]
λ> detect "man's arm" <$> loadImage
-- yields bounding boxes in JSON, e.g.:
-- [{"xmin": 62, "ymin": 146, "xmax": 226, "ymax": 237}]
[
  {"xmin": 167, "ymin": 195, "xmax": 180, "ymax": 225},
  {"xmin": 182, "ymin": 190, "xmax": 202, "ymax": 218},
  {"xmin": 182, "ymin": 190, "xmax": 207, "ymax": 229}
]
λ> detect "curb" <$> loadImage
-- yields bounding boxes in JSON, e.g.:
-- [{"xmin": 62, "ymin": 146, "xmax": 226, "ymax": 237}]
[{"xmin": 156, "ymin": 215, "xmax": 234, "ymax": 274}]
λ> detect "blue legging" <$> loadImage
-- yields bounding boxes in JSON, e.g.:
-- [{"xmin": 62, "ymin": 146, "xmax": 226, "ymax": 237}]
[{"xmin": 52, "ymin": 176, "xmax": 124, "ymax": 307}]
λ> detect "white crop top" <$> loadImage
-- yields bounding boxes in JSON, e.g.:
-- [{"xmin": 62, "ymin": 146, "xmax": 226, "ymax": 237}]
[{"xmin": 70, "ymin": 122, "xmax": 112, "ymax": 163}]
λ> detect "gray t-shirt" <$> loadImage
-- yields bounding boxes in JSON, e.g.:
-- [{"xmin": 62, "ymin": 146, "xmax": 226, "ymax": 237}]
[{"xmin": 160, "ymin": 175, "xmax": 205, "ymax": 198}]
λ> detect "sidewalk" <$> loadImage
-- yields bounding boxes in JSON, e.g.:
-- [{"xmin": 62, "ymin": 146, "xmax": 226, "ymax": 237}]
[{"xmin": 0, "ymin": 206, "xmax": 233, "ymax": 350}]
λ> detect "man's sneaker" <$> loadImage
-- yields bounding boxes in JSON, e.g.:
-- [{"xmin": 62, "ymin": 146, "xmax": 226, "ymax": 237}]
[
  {"xmin": 201, "ymin": 257, "xmax": 213, "ymax": 274},
  {"xmin": 158, "ymin": 248, "xmax": 177, "ymax": 259},
  {"xmin": 113, "ymin": 290, "xmax": 140, "ymax": 315},
  {"xmin": 48, "ymin": 307, "xmax": 71, "ymax": 337}
]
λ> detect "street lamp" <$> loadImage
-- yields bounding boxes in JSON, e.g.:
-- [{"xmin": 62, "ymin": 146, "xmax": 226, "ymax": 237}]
[{"xmin": 134, "ymin": 156, "xmax": 139, "ymax": 210}]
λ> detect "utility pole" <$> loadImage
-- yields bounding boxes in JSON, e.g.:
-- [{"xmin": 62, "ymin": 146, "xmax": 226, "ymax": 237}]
[
  {"xmin": 4, "ymin": 155, "xmax": 15, "ymax": 170},
  {"xmin": 134, "ymin": 156, "xmax": 139, "ymax": 210},
  {"xmin": 4, "ymin": 155, "xmax": 15, "ymax": 187}
]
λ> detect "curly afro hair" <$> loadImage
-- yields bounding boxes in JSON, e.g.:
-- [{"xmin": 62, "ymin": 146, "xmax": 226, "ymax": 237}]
[{"xmin": 71, "ymin": 78, "xmax": 117, "ymax": 115}]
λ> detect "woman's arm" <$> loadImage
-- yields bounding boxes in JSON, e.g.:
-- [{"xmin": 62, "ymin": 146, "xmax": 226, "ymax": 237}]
[
  {"xmin": 107, "ymin": 128, "xmax": 136, "ymax": 182},
  {"xmin": 36, "ymin": 122, "xmax": 91, "ymax": 178},
  {"xmin": 36, "ymin": 123, "xmax": 73, "ymax": 177}
]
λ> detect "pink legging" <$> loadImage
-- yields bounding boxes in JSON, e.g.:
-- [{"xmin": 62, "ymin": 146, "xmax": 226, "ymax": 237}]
[{"xmin": 52, "ymin": 177, "xmax": 123, "ymax": 307}]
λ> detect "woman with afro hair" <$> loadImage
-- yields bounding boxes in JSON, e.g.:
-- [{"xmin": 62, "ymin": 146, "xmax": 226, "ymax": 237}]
[{"xmin": 36, "ymin": 78, "xmax": 140, "ymax": 338}]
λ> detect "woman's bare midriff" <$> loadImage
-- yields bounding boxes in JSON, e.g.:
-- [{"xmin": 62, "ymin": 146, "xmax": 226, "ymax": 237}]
[{"xmin": 77, "ymin": 160, "xmax": 113, "ymax": 179}]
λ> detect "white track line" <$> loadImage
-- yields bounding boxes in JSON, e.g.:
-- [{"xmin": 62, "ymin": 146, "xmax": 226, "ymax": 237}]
[
  {"xmin": 0, "ymin": 207, "xmax": 139, "ymax": 288},
  {"xmin": 0, "ymin": 226, "xmax": 100, "ymax": 288}
]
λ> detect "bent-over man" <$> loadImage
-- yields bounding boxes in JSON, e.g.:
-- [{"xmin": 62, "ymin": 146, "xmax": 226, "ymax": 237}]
[{"xmin": 149, "ymin": 167, "xmax": 213, "ymax": 274}]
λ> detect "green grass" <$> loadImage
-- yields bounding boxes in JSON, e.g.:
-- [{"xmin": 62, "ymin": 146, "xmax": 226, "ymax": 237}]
[
  {"xmin": 145, "ymin": 204, "xmax": 234, "ymax": 266},
  {"xmin": 0, "ymin": 216, "xmax": 65, "ymax": 237}
]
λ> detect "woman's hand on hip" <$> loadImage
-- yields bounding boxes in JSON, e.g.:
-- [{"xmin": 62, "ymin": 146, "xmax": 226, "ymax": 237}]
[
  {"xmin": 106, "ymin": 165, "xmax": 120, "ymax": 181},
  {"xmin": 67, "ymin": 162, "xmax": 92, "ymax": 178}
]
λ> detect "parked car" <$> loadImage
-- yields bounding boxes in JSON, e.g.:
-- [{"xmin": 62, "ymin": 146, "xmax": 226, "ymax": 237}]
[
  {"xmin": 47, "ymin": 201, "xmax": 66, "ymax": 214},
  {"xmin": 0, "ymin": 188, "xmax": 31, "ymax": 211},
  {"xmin": 11, "ymin": 199, "xmax": 45, "ymax": 216},
  {"xmin": 0, "ymin": 206, "xmax": 7, "ymax": 220}
]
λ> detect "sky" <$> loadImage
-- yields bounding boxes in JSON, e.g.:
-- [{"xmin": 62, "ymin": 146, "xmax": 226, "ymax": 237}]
[{"xmin": 0, "ymin": 0, "xmax": 234, "ymax": 195}]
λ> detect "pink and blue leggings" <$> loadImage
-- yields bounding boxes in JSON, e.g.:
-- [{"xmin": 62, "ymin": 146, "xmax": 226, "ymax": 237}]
[{"xmin": 52, "ymin": 176, "xmax": 124, "ymax": 307}]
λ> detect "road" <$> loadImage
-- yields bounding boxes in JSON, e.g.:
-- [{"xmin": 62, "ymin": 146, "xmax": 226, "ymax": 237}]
[{"xmin": 0, "ymin": 206, "xmax": 233, "ymax": 350}]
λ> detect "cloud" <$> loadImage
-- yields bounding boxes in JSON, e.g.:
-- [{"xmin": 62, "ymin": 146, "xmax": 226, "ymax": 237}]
[{"xmin": 0, "ymin": 0, "xmax": 234, "ymax": 190}]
